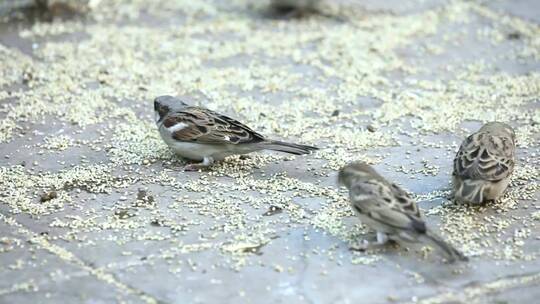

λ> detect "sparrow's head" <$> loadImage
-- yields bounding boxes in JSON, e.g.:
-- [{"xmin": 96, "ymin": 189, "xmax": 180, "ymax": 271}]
[
  {"xmin": 154, "ymin": 95, "xmax": 189, "ymax": 123},
  {"xmin": 479, "ymin": 122, "xmax": 515, "ymax": 141},
  {"xmin": 338, "ymin": 161, "xmax": 377, "ymax": 189}
]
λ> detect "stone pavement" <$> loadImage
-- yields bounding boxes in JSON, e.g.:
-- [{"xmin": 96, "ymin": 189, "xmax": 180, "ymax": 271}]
[{"xmin": 0, "ymin": 1, "xmax": 539, "ymax": 303}]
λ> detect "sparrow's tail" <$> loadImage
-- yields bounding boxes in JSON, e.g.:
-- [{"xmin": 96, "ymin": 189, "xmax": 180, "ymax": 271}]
[
  {"xmin": 261, "ymin": 140, "xmax": 318, "ymax": 155},
  {"xmin": 422, "ymin": 231, "xmax": 468, "ymax": 263}
]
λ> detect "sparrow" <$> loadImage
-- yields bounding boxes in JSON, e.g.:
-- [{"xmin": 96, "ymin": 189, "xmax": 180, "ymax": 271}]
[
  {"xmin": 338, "ymin": 162, "xmax": 468, "ymax": 262},
  {"xmin": 452, "ymin": 122, "xmax": 516, "ymax": 204},
  {"xmin": 269, "ymin": 0, "xmax": 320, "ymax": 17},
  {"xmin": 154, "ymin": 95, "xmax": 318, "ymax": 171}
]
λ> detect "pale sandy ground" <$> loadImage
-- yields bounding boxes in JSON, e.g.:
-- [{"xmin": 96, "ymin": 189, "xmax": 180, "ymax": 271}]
[{"xmin": 0, "ymin": 1, "xmax": 539, "ymax": 303}]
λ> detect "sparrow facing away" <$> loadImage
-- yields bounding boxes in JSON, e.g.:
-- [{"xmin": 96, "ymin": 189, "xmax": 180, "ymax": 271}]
[
  {"xmin": 338, "ymin": 162, "xmax": 468, "ymax": 262},
  {"xmin": 453, "ymin": 122, "xmax": 516, "ymax": 205},
  {"xmin": 154, "ymin": 95, "xmax": 318, "ymax": 171}
]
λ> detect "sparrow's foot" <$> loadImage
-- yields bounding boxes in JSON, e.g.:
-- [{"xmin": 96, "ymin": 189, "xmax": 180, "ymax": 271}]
[
  {"xmin": 184, "ymin": 164, "xmax": 204, "ymax": 171},
  {"xmin": 350, "ymin": 232, "xmax": 391, "ymax": 252},
  {"xmin": 184, "ymin": 157, "xmax": 214, "ymax": 171},
  {"xmin": 162, "ymin": 159, "xmax": 185, "ymax": 170},
  {"xmin": 349, "ymin": 239, "xmax": 370, "ymax": 251}
]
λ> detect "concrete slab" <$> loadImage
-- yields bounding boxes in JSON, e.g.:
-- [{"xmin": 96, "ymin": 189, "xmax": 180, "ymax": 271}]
[{"xmin": 0, "ymin": 0, "xmax": 539, "ymax": 303}]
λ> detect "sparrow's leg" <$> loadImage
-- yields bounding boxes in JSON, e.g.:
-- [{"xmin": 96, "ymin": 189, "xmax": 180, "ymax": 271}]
[
  {"xmin": 184, "ymin": 156, "xmax": 214, "ymax": 171},
  {"xmin": 376, "ymin": 231, "xmax": 389, "ymax": 245}
]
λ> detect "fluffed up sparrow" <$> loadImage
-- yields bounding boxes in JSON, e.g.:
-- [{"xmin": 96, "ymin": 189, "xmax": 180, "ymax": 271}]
[
  {"xmin": 338, "ymin": 161, "xmax": 468, "ymax": 262},
  {"xmin": 452, "ymin": 122, "xmax": 516, "ymax": 205},
  {"xmin": 154, "ymin": 95, "xmax": 318, "ymax": 171}
]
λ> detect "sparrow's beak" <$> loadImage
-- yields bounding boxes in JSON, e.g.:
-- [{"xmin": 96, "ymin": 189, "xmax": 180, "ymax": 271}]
[
  {"xmin": 154, "ymin": 100, "xmax": 162, "ymax": 123},
  {"xmin": 337, "ymin": 169, "xmax": 348, "ymax": 187},
  {"xmin": 153, "ymin": 98, "xmax": 170, "ymax": 123}
]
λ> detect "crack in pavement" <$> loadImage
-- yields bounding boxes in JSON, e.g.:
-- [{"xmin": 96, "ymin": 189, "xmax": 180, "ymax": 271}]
[
  {"xmin": 0, "ymin": 212, "xmax": 168, "ymax": 304},
  {"xmin": 416, "ymin": 271, "xmax": 540, "ymax": 303}
]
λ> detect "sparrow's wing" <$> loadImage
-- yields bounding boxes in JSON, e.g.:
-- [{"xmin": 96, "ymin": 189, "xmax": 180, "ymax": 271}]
[
  {"xmin": 360, "ymin": 168, "xmax": 422, "ymax": 218},
  {"xmin": 387, "ymin": 182, "xmax": 422, "ymax": 219},
  {"xmin": 162, "ymin": 107, "xmax": 265, "ymax": 145},
  {"xmin": 350, "ymin": 181, "xmax": 425, "ymax": 233},
  {"xmin": 454, "ymin": 132, "xmax": 514, "ymax": 181}
]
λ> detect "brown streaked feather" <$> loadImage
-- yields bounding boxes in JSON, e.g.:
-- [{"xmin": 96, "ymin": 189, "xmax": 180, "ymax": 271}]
[
  {"xmin": 362, "ymin": 174, "xmax": 422, "ymax": 220},
  {"xmin": 454, "ymin": 132, "xmax": 515, "ymax": 182},
  {"xmin": 350, "ymin": 179, "xmax": 424, "ymax": 232},
  {"xmin": 389, "ymin": 182, "xmax": 421, "ymax": 218},
  {"xmin": 165, "ymin": 107, "xmax": 265, "ymax": 145}
]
